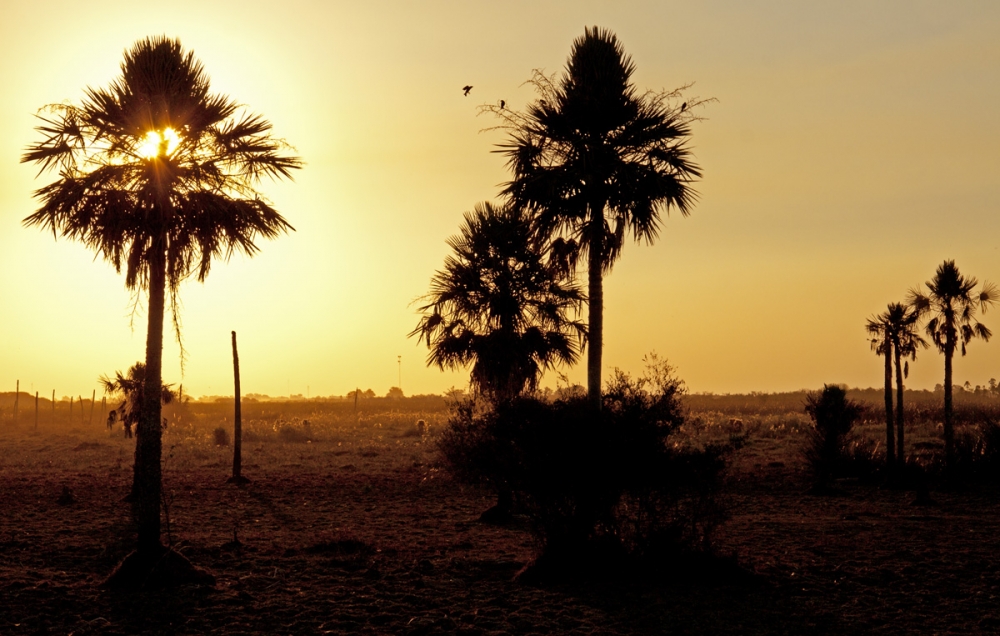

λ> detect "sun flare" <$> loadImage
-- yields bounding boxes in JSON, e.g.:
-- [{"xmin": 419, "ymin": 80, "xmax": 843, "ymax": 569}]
[{"xmin": 136, "ymin": 127, "xmax": 180, "ymax": 159}]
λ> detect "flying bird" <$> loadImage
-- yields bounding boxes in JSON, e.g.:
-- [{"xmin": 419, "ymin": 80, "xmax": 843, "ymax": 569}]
[
  {"xmin": 462, "ymin": 85, "xmax": 473, "ymax": 96},
  {"xmin": 499, "ymin": 100, "xmax": 505, "ymax": 109}
]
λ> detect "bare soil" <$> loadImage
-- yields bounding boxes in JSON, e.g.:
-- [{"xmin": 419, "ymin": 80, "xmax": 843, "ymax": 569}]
[{"xmin": 1, "ymin": 411, "xmax": 998, "ymax": 635}]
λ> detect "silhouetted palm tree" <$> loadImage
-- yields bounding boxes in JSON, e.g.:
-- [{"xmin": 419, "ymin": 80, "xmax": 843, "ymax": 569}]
[
  {"xmin": 101, "ymin": 362, "xmax": 175, "ymax": 440},
  {"xmin": 889, "ymin": 303, "xmax": 926, "ymax": 464},
  {"xmin": 909, "ymin": 261, "xmax": 996, "ymax": 469},
  {"xmin": 411, "ymin": 201, "xmax": 586, "ymax": 402},
  {"xmin": 866, "ymin": 308, "xmax": 898, "ymax": 467},
  {"xmin": 498, "ymin": 27, "xmax": 703, "ymax": 407},
  {"xmin": 22, "ymin": 36, "xmax": 300, "ymax": 574},
  {"xmin": 867, "ymin": 302, "xmax": 926, "ymax": 468}
]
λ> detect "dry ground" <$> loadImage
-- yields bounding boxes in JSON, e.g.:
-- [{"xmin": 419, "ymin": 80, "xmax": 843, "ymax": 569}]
[{"xmin": 1, "ymin": 407, "xmax": 999, "ymax": 635}]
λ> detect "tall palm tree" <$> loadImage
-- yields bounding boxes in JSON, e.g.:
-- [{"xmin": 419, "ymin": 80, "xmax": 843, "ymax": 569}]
[
  {"xmin": 22, "ymin": 36, "xmax": 300, "ymax": 573},
  {"xmin": 866, "ymin": 308, "xmax": 897, "ymax": 467},
  {"xmin": 867, "ymin": 302, "xmax": 926, "ymax": 468},
  {"xmin": 411, "ymin": 201, "xmax": 586, "ymax": 402},
  {"xmin": 890, "ymin": 303, "xmax": 926, "ymax": 464},
  {"xmin": 499, "ymin": 27, "xmax": 704, "ymax": 408},
  {"xmin": 909, "ymin": 260, "xmax": 997, "ymax": 469}
]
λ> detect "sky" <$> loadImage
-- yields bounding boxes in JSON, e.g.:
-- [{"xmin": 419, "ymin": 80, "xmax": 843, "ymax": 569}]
[{"xmin": 2, "ymin": 1, "xmax": 999, "ymax": 400}]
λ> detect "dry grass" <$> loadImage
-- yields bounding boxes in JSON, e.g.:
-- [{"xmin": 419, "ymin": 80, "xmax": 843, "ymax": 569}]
[{"xmin": 0, "ymin": 395, "xmax": 998, "ymax": 634}]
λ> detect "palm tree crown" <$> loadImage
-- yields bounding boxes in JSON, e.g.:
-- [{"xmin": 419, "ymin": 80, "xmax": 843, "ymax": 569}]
[
  {"xmin": 909, "ymin": 261, "xmax": 996, "ymax": 357},
  {"xmin": 496, "ymin": 26, "xmax": 704, "ymax": 405},
  {"xmin": 411, "ymin": 201, "xmax": 586, "ymax": 402},
  {"xmin": 22, "ymin": 36, "xmax": 300, "ymax": 344}
]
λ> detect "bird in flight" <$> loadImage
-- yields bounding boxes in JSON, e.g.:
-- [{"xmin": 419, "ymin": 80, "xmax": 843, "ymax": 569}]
[{"xmin": 463, "ymin": 85, "xmax": 473, "ymax": 96}]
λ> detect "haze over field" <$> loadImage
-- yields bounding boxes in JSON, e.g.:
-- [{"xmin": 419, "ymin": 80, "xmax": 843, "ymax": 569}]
[{"xmin": 2, "ymin": 1, "xmax": 999, "ymax": 399}]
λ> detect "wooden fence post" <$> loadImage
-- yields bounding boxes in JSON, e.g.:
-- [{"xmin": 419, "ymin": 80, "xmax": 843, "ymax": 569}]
[
  {"xmin": 228, "ymin": 331, "xmax": 249, "ymax": 485},
  {"xmin": 35, "ymin": 392, "xmax": 38, "ymax": 431},
  {"xmin": 88, "ymin": 390, "xmax": 95, "ymax": 425},
  {"xmin": 14, "ymin": 380, "xmax": 19, "ymax": 423}
]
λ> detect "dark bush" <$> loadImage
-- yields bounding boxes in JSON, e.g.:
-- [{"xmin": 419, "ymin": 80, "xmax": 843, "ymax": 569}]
[
  {"xmin": 212, "ymin": 427, "xmax": 230, "ymax": 447},
  {"xmin": 949, "ymin": 415, "xmax": 1000, "ymax": 482},
  {"xmin": 439, "ymin": 357, "xmax": 736, "ymax": 576},
  {"xmin": 803, "ymin": 384, "xmax": 866, "ymax": 490},
  {"xmin": 278, "ymin": 424, "xmax": 311, "ymax": 443}
]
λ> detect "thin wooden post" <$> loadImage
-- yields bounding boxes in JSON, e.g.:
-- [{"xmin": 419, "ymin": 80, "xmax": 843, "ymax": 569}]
[
  {"xmin": 51, "ymin": 390, "xmax": 55, "ymax": 423},
  {"xmin": 101, "ymin": 396, "xmax": 106, "ymax": 425},
  {"xmin": 14, "ymin": 380, "xmax": 19, "ymax": 423},
  {"xmin": 78, "ymin": 396, "xmax": 83, "ymax": 424},
  {"xmin": 34, "ymin": 392, "xmax": 39, "ymax": 431},
  {"xmin": 69, "ymin": 396, "xmax": 73, "ymax": 421},
  {"xmin": 228, "ymin": 331, "xmax": 249, "ymax": 484}
]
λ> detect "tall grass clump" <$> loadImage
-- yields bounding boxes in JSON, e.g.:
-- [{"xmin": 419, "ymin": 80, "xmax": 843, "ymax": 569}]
[{"xmin": 440, "ymin": 357, "xmax": 738, "ymax": 580}]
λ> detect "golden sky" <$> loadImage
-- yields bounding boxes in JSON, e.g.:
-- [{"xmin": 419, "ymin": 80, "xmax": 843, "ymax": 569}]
[{"xmin": 2, "ymin": 1, "xmax": 999, "ymax": 399}]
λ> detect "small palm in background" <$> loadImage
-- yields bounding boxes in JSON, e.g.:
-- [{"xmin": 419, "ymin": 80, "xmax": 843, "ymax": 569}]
[
  {"xmin": 100, "ymin": 362, "xmax": 175, "ymax": 439},
  {"xmin": 411, "ymin": 201, "xmax": 586, "ymax": 403}
]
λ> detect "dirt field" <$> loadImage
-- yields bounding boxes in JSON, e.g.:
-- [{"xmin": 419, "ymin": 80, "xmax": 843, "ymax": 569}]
[{"xmin": 1, "ymin": 399, "xmax": 999, "ymax": 635}]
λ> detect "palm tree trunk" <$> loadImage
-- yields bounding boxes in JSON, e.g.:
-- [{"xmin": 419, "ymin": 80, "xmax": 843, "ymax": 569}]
[
  {"xmin": 883, "ymin": 348, "xmax": 895, "ymax": 468},
  {"xmin": 944, "ymin": 340, "xmax": 954, "ymax": 471},
  {"xmin": 894, "ymin": 346, "xmax": 905, "ymax": 465},
  {"xmin": 587, "ymin": 212, "xmax": 604, "ymax": 410},
  {"xmin": 135, "ymin": 240, "xmax": 166, "ymax": 556}
]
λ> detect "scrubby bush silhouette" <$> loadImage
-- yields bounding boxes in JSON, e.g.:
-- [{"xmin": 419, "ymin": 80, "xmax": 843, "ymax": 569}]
[
  {"xmin": 440, "ymin": 356, "xmax": 736, "ymax": 579},
  {"xmin": 213, "ymin": 427, "xmax": 230, "ymax": 447},
  {"xmin": 948, "ymin": 414, "xmax": 1000, "ymax": 482},
  {"xmin": 803, "ymin": 385, "xmax": 865, "ymax": 492}
]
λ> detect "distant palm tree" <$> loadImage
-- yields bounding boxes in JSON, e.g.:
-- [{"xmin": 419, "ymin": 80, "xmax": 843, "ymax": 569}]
[
  {"xmin": 866, "ymin": 307, "xmax": 897, "ymax": 467},
  {"xmin": 101, "ymin": 362, "xmax": 175, "ymax": 440},
  {"xmin": 411, "ymin": 201, "xmax": 586, "ymax": 402},
  {"xmin": 889, "ymin": 303, "xmax": 926, "ymax": 464},
  {"xmin": 22, "ymin": 36, "xmax": 300, "ymax": 572},
  {"xmin": 498, "ymin": 27, "xmax": 704, "ymax": 408},
  {"xmin": 909, "ymin": 261, "xmax": 997, "ymax": 469},
  {"xmin": 867, "ymin": 302, "xmax": 926, "ymax": 468}
]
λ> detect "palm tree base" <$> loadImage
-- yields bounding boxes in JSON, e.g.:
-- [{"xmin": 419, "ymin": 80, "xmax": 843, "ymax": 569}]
[
  {"xmin": 103, "ymin": 545, "xmax": 215, "ymax": 590},
  {"xmin": 226, "ymin": 475, "xmax": 252, "ymax": 486}
]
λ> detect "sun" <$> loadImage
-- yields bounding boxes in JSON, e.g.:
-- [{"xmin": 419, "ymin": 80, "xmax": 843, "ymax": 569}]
[{"xmin": 136, "ymin": 127, "xmax": 180, "ymax": 159}]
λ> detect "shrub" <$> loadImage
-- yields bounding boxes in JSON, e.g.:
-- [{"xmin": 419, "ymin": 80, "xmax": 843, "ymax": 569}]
[
  {"xmin": 439, "ymin": 356, "xmax": 735, "ymax": 575},
  {"xmin": 212, "ymin": 427, "xmax": 230, "ymax": 447},
  {"xmin": 278, "ymin": 423, "xmax": 311, "ymax": 443},
  {"xmin": 803, "ymin": 384, "xmax": 865, "ymax": 490},
  {"xmin": 949, "ymin": 415, "xmax": 1000, "ymax": 482}
]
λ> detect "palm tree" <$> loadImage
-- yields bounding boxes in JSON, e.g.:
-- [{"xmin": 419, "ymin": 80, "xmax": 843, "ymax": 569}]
[
  {"xmin": 22, "ymin": 36, "xmax": 300, "ymax": 578},
  {"xmin": 909, "ymin": 261, "xmax": 997, "ymax": 470},
  {"xmin": 866, "ymin": 302, "xmax": 926, "ymax": 468},
  {"xmin": 890, "ymin": 303, "xmax": 926, "ymax": 464},
  {"xmin": 101, "ymin": 362, "xmax": 175, "ymax": 440},
  {"xmin": 866, "ymin": 307, "xmax": 897, "ymax": 467},
  {"xmin": 498, "ymin": 27, "xmax": 704, "ymax": 408},
  {"xmin": 411, "ymin": 201, "xmax": 586, "ymax": 403}
]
